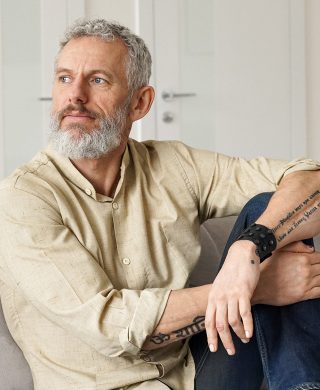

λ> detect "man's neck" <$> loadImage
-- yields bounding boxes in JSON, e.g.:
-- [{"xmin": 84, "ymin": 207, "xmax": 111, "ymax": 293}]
[{"xmin": 71, "ymin": 144, "xmax": 126, "ymax": 197}]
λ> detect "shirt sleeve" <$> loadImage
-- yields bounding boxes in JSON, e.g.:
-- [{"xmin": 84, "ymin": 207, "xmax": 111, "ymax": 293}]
[
  {"xmin": 0, "ymin": 185, "xmax": 171, "ymax": 358},
  {"xmin": 168, "ymin": 142, "xmax": 320, "ymax": 223}
]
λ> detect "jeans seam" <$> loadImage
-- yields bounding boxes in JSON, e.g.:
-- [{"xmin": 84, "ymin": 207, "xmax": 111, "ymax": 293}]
[
  {"xmin": 194, "ymin": 346, "xmax": 210, "ymax": 379},
  {"xmin": 254, "ymin": 309, "xmax": 271, "ymax": 388}
]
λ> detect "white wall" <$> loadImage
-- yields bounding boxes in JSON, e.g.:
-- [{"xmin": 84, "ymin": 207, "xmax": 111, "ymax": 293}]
[
  {"xmin": 85, "ymin": 0, "xmax": 135, "ymax": 30},
  {"xmin": 85, "ymin": 0, "xmax": 320, "ymax": 160},
  {"xmin": 0, "ymin": 0, "xmax": 4, "ymax": 178},
  {"xmin": 306, "ymin": 0, "xmax": 320, "ymax": 160},
  {"xmin": 0, "ymin": 0, "xmax": 43, "ymax": 176},
  {"xmin": 0, "ymin": 0, "xmax": 319, "ymax": 179}
]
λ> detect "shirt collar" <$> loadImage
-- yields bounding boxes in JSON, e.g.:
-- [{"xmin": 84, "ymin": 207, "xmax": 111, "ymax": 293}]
[{"xmin": 44, "ymin": 143, "xmax": 130, "ymax": 202}]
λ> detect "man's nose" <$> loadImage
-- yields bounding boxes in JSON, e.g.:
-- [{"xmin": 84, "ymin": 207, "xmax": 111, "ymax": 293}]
[{"xmin": 68, "ymin": 78, "xmax": 88, "ymax": 105}]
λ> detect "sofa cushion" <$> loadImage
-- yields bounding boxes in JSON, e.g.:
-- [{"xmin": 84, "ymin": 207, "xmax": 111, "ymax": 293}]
[
  {"xmin": 189, "ymin": 216, "xmax": 236, "ymax": 287},
  {"xmin": 0, "ymin": 298, "xmax": 33, "ymax": 389}
]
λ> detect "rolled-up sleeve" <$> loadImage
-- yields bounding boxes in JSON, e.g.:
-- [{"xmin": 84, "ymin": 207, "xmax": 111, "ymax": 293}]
[
  {"xmin": 275, "ymin": 157, "xmax": 320, "ymax": 183},
  {"xmin": 168, "ymin": 142, "xmax": 320, "ymax": 221},
  {"xmin": 0, "ymin": 186, "xmax": 170, "ymax": 358}
]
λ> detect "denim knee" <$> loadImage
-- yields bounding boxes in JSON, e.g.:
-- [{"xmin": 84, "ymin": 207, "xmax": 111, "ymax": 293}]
[
  {"xmin": 242, "ymin": 192, "xmax": 274, "ymax": 212},
  {"xmin": 238, "ymin": 192, "xmax": 274, "ymax": 226}
]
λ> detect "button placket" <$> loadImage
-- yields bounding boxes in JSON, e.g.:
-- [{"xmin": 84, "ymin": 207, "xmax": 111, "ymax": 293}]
[
  {"xmin": 112, "ymin": 202, "xmax": 119, "ymax": 210},
  {"xmin": 122, "ymin": 257, "xmax": 131, "ymax": 265},
  {"xmin": 85, "ymin": 188, "xmax": 92, "ymax": 196},
  {"xmin": 111, "ymin": 198, "xmax": 137, "ymax": 286}
]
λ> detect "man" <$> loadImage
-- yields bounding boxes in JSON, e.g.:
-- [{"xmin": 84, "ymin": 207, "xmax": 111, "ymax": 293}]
[{"xmin": 0, "ymin": 19, "xmax": 320, "ymax": 390}]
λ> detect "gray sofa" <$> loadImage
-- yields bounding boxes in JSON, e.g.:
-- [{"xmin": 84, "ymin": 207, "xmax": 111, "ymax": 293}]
[{"xmin": 0, "ymin": 216, "xmax": 318, "ymax": 389}]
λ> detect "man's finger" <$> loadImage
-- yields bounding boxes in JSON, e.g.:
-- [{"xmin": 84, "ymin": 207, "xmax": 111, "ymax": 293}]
[
  {"xmin": 306, "ymin": 286, "xmax": 320, "ymax": 300},
  {"xmin": 281, "ymin": 241, "xmax": 314, "ymax": 253},
  {"xmin": 239, "ymin": 297, "xmax": 253, "ymax": 339},
  {"xmin": 310, "ymin": 253, "xmax": 320, "ymax": 265},
  {"xmin": 310, "ymin": 274, "xmax": 320, "ymax": 289},
  {"xmin": 205, "ymin": 304, "xmax": 218, "ymax": 353},
  {"xmin": 216, "ymin": 304, "xmax": 235, "ymax": 355},
  {"xmin": 228, "ymin": 299, "xmax": 246, "ymax": 341}
]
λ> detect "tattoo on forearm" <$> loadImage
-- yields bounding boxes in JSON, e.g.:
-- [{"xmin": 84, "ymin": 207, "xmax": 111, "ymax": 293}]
[
  {"xmin": 149, "ymin": 316, "xmax": 205, "ymax": 345},
  {"xmin": 271, "ymin": 190, "xmax": 320, "ymax": 242},
  {"xmin": 173, "ymin": 316, "xmax": 205, "ymax": 338},
  {"xmin": 149, "ymin": 332, "xmax": 171, "ymax": 344}
]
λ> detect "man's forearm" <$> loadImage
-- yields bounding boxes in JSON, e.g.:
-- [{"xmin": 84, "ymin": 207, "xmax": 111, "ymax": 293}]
[
  {"xmin": 144, "ymin": 244, "xmax": 320, "ymax": 351},
  {"xmin": 256, "ymin": 171, "xmax": 320, "ymax": 248},
  {"xmin": 142, "ymin": 285, "xmax": 210, "ymax": 350}
]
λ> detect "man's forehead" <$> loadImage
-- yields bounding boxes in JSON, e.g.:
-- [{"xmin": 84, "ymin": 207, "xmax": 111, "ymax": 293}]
[
  {"xmin": 57, "ymin": 36, "xmax": 128, "ymax": 65},
  {"xmin": 55, "ymin": 37, "xmax": 128, "ymax": 77}
]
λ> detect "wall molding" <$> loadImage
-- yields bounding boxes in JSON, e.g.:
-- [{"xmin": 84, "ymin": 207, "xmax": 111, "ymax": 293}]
[
  {"xmin": 290, "ymin": 0, "xmax": 307, "ymax": 157},
  {"xmin": 0, "ymin": 0, "xmax": 5, "ymax": 178}
]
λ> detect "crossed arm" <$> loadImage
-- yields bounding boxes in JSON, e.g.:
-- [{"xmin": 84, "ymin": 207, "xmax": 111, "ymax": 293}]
[
  {"xmin": 143, "ymin": 242, "xmax": 320, "ymax": 350},
  {"xmin": 143, "ymin": 171, "xmax": 320, "ymax": 352}
]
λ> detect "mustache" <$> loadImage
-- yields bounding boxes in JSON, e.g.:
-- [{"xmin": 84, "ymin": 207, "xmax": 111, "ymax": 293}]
[{"xmin": 55, "ymin": 104, "xmax": 102, "ymax": 121}]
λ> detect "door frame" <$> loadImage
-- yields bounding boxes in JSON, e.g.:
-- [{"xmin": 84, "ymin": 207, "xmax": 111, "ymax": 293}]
[
  {"xmin": 132, "ymin": 0, "xmax": 156, "ymax": 140},
  {"xmin": 138, "ymin": 0, "xmax": 307, "ymax": 157}
]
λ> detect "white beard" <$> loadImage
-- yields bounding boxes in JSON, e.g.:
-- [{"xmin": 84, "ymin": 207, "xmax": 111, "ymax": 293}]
[{"xmin": 48, "ymin": 103, "xmax": 129, "ymax": 159}]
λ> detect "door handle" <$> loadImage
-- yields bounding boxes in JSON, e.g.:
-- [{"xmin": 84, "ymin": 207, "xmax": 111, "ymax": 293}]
[
  {"xmin": 162, "ymin": 90, "xmax": 196, "ymax": 102},
  {"xmin": 38, "ymin": 97, "xmax": 53, "ymax": 101}
]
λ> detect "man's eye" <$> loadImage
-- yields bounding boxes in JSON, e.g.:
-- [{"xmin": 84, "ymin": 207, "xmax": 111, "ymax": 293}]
[
  {"xmin": 93, "ymin": 77, "xmax": 106, "ymax": 85},
  {"xmin": 59, "ymin": 76, "xmax": 71, "ymax": 83}
]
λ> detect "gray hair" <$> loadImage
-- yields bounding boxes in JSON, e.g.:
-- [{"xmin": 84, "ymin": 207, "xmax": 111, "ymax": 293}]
[{"xmin": 59, "ymin": 18, "xmax": 152, "ymax": 94}]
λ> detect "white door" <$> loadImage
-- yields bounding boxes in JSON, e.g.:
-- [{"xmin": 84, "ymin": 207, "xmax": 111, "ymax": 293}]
[
  {"xmin": 0, "ymin": 0, "xmax": 84, "ymax": 177},
  {"xmin": 145, "ymin": 0, "xmax": 306, "ymax": 160}
]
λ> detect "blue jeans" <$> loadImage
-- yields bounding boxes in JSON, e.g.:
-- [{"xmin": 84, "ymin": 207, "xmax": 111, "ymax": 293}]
[{"xmin": 190, "ymin": 193, "xmax": 320, "ymax": 390}]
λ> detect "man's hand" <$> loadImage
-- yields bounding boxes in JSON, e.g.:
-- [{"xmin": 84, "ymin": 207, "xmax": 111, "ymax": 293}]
[
  {"xmin": 205, "ymin": 240, "xmax": 320, "ymax": 356},
  {"xmin": 205, "ymin": 240, "xmax": 260, "ymax": 356},
  {"xmin": 253, "ymin": 242, "xmax": 320, "ymax": 306}
]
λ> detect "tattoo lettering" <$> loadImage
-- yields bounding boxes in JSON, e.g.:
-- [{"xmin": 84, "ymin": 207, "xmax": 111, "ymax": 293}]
[
  {"xmin": 272, "ymin": 211, "xmax": 295, "ymax": 233},
  {"xmin": 149, "ymin": 316, "xmax": 205, "ymax": 346},
  {"xmin": 271, "ymin": 190, "xmax": 320, "ymax": 242},
  {"xmin": 173, "ymin": 316, "xmax": 205, "ymax": 339},
  {"xmin": 309, "ymin": 189, "xmax": 320, "ymax": 199},
  {"xmin": 150, "ymin": 332, "xmax": 170, "ymax": 345},
  {"xmin": 277, "ymin": 232, "xmax": 287, "ymax": 243}
]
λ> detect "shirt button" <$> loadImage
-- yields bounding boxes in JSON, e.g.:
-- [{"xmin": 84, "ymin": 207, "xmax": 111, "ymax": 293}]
[
  {"xmin": 85, "ymin": 188, "xmax": 92, "ymax": 196},
  {"xmin": 112, "ymin": 202, "xmax": 119, "ymax": 210},
  {"xmin": 122, "ymin": 257, "xmax": 131, "ymax": 265}
]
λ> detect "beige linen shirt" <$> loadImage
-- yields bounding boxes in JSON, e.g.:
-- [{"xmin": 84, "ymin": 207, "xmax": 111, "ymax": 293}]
[{"xmin": 0, "ymin": 139, "xmax": 318, "ymax": 390}]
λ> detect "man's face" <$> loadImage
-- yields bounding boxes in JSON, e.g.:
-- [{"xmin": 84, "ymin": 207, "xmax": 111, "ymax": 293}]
[{"xmin": 50, "ymin": 36, "xmax": 131, "ymax": 159}]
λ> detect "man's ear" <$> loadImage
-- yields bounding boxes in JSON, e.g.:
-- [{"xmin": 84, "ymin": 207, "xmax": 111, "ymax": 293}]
[{"xmin": 129, "ymin": 86, "xmax": 155, "ymax": 122}]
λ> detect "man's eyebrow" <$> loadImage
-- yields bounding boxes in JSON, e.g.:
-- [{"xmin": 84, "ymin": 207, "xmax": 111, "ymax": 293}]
[
  {"xmin": 55, "ymin": 67, "xmax": 72, "ymax": 74},
  {"xmin": 89, "ymin": 69, "xmax": 113, "ymax": 78},
  {"xmin": 55, "ymin": 67, "xmax": 113, "ymax": 79}
]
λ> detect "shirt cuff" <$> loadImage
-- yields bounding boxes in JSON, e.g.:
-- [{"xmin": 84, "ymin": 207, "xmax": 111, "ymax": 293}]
[
  {"xmin": 118, "ymin": 288, "xmax": 171, "ymax": 356},
  {"xmin": 276, "ymin": 158, "xmax": 320, "ymax": 185}
]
